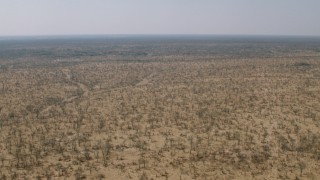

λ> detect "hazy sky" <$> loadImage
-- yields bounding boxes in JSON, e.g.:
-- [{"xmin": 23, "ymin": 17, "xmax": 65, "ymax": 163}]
[{"xmin": 0, "ymin": 0, "xmax": 320, "ymax": 36}]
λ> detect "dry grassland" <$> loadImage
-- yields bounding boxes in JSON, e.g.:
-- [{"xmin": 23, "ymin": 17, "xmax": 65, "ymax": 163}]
[{"xmin": 0, "ymin": 40, "xmax": 320, "ymax": 179}]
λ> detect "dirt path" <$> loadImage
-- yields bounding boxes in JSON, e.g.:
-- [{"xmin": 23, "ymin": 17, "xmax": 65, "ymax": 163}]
[
  {"xmin": 62, "ymin": 69, "xmax": 90, "ymax": 101},
  {"xmin": 135, "ymin": 73, "xmax": 155, "ymax": 86}
]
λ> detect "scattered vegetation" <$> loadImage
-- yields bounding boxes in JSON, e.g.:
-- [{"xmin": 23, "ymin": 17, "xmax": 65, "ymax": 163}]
[{"xmin": 0, "ymin": 36, "xmax": 320, "ymax": 179}]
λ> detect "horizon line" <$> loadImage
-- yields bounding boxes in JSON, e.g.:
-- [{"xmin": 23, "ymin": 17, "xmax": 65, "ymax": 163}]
[{"xmin": 1, "ymin": 34, "xmax": 320, "ymax": 41}]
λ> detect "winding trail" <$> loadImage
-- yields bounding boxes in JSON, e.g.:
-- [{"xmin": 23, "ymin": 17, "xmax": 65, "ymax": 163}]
[
  {"xmin": 135, "ymin": 73, "xmax": 155, "ymax": 86},
  {"xmin": 62, "ymin": 69, "xmax": 90, "ymax": 103}
]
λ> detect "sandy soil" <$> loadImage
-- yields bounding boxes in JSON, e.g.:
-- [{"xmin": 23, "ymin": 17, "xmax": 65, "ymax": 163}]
[{"xmin": 0, "ymin": 57, "xmax": 320, "ymax": 179}]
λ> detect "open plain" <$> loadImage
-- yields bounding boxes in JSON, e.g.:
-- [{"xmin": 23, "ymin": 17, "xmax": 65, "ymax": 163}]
[{"xmin": 0, "ymin": 36, "xmax": 320, "ymax": 179}]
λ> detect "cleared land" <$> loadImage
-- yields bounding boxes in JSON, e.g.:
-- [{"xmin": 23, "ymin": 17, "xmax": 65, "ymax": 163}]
[{"xmin": 0, "ymin": 36, "xmax": 320, "ymax": 179}]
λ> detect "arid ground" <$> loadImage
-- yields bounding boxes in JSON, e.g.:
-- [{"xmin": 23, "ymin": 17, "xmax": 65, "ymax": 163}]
[{"xmin": 0, "ymin": 36, "xmax": 320, "ymax": 179}]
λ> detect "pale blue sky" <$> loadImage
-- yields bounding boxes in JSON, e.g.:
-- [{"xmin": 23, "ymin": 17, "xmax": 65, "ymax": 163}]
[{"xmin": 0, "ymin": 0, "xmax": 319, "ymax": 36}]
